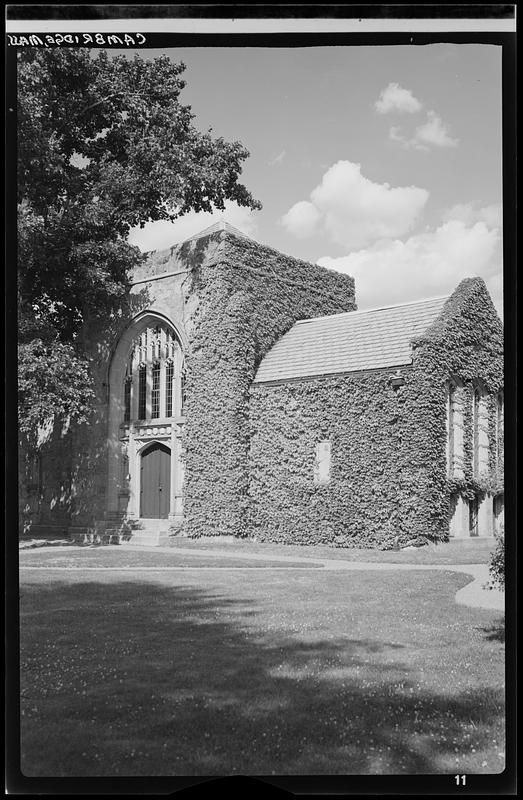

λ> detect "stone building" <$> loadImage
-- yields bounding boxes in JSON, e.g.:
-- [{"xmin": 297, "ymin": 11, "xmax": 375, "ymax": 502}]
[{"xmin": 19, "ymin": 222, "xmax": 504, "ymax": 547}]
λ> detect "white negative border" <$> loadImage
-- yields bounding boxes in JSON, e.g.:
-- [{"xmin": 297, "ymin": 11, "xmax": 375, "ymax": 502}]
[{"xmin": 6, "ymin": 18, "xmax": 516, "ymax": 34}]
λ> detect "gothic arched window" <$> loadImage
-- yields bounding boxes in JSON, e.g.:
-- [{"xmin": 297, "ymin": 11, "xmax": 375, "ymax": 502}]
[
  {"xmin": 123, "ymin": 323, "xmax": 183, "ymax": 422},
  {"xmin": 471, "ymin": 383, "xmax": 489, "ymax": 478},
  {"xmin": 472, "ymin": 387, "xmax": 481, "ymax": 477},
  {"xmin": 165, "ymin": 360, "xmax": 174, "ymax": 417},
  {"xmin": 446, "ymin": 379, "xmax": 464, "ymax": 478},
  {"xmin": 496, "ymin": 391, "xmax": 504, "ymax": 476}
]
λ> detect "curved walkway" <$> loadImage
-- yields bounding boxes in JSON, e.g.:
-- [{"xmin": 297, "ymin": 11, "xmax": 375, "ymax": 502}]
[{"xmin": 19, "ymin": 543, "xmax": 504, "ymax": 612}]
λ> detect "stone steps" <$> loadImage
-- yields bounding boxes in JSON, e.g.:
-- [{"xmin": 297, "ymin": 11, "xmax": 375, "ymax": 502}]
[
  {"xmin": 68, "ymin": 519, "xmax": 177, "ymax": 547},
  {"xmin": 119, "ymin": 520, "xmax": 174, "ymax": 547},
  {"xmin": 121, "ymin": 529, "xmax": 166, "ymax": 547}
]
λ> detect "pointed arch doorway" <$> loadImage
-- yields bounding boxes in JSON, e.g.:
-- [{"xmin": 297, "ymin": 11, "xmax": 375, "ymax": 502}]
[
  {"xmin": 106, "ymin": 311, "xmax": 186, "ymax": 529},
  {"xmin": 140, "ymin": 442, "xmax": 171, "ymax": 519}
]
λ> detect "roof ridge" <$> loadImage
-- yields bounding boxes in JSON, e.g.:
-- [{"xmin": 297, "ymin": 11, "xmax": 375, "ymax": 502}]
[
  {"xmin": 178, "ymin": 219, "xmax": 256, "ymax": 246},
  {"xmin": 143, "ymin": 219, "xmax": 256, "ymax": 257},
  {"xmin": 295, "ymin": 294, "xmax": 449, "ymax": 325}
]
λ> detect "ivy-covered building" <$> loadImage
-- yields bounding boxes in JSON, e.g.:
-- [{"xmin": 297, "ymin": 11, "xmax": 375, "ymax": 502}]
[{"xmin": 20, "ymin": 222, "xmax": 504, "ymax": 548}]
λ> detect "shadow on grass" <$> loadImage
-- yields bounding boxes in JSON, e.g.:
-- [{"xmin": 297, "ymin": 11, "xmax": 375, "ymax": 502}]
[
  {"xmin": 19, "ymin": 580, "xmax": 505, "ymax": 777},
  {"xmin": 479, "ymin": 618, "xmax": 505, "ymax": 643}
]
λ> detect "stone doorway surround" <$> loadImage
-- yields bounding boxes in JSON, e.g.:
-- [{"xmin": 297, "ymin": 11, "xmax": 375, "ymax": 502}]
[{"xmin": 105, "ymin": 310, "xmax": 186, "ymax": 532}]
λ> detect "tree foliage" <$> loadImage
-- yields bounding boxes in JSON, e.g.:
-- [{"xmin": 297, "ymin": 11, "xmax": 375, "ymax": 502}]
[
  {"xmin": 17, "ymin": 48, "xmax": 261, "ymax": 445},
  {"xmin": 488, "ymin": 529, "xmax": 505, "ymax": 590}
]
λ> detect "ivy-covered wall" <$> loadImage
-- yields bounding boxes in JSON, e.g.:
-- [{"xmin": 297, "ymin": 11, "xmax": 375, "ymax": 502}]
[
  {"xmin": 413, "ymin": 278, "xmax": 504, "ymax": 511},
  {"xmin": 248, "ymin": 278, "xmax": 503, "ymax": 547},
  {"xmin": 182, "ymin": 229, "xmax": 356, "ymax": 537}
]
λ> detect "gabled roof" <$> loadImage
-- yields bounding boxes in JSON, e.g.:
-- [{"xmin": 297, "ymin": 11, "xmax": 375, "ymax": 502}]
[
  {"xmin": 253, "ymin": 296, "xmax": 449, "ymax": 383},
  {"xmin": 133, "ymin": 220, "xmax": 253, "ymax": 283},
  {"xmin": 176, "ymin": 219, "xmax": 255, "ymax": 245}
]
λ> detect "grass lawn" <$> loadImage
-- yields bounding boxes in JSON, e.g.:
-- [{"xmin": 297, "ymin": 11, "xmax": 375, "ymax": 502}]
[
  {"xmin": 18, "ymin": 547, "xmax": 320, "ymax": 570},
  {"xmin": 19, "ymin": 553, "xmax": 504, "ymax": 777},
  {"xmin": 165, "ymin": 536, "xmax": 496, "ymax": 565}
]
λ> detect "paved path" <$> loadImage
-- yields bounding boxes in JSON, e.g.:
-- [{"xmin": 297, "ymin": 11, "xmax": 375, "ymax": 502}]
[{"xmin": 19, "ymin": 543, "xmax": 504, "ymax": 612}]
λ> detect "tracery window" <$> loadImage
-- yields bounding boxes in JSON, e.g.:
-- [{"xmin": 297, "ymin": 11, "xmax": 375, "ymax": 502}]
[
  {"xmin": 151, "ymin": 361, "xmax": 161, "ymax": 419},
  {"xmin": 138, "ymin": 364, "xmax": 147, "ymax": 420},
  {"xmin": 122, "ymin": 323, "xmax": 183, "ymax": 422},
  {"xmin": 165, "ymin": 360, "xmax": 174, "ymax": 418}
]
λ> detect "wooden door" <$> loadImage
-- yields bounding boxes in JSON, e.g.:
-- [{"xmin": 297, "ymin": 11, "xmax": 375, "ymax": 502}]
[{"xmin": 140, "ymin": 443, "xmax": 171, "ymax": 519}]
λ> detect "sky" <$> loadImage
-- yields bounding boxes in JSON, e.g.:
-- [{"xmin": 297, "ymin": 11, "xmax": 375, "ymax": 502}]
[{"xmin": 125, "ymin": 44, "xmax": 503, "ymax": 315}]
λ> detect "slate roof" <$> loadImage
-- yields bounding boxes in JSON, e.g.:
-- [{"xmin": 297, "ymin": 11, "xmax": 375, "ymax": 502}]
[{"xmin": 253, "ymin": 296, "xmax": 449, "ymax": 383}]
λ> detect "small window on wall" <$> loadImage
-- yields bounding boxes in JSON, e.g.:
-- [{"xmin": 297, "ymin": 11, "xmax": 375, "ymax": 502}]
[{"xmin": 314, "ymin": 441, "xmax": 331, "ymax": 485}]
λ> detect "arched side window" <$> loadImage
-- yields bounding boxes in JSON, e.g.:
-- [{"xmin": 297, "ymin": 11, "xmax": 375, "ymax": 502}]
[
  {"xmin": 472, "ymin": 387, "xmax": 480, "ymax": 477},
  {"xmin": 447, "ymin": 382, "xmax": 455, "ymax": 477},
  {"xmin": 123, "ymin": 354, "xmax": 133, "ymax": 422},
  {"xmin": 496, "ymin": 391, "xmax": 504, "ymax": 476},
  {"xmin": 123, "ymin": 323, "xmax": 183, "ymax": 422},
  {"xmin": 472, "ymin": 383, "xmax": 489, "ymax": 478},
  {"xmin": 446, "ymin": 380, "xmax": 464, "ymax": 478}
]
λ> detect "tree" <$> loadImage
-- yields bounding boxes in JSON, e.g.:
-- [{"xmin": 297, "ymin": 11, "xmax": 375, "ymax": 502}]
[{"xmin": 17, "ymin": 48, "xmax": 261, "ymax": 446}]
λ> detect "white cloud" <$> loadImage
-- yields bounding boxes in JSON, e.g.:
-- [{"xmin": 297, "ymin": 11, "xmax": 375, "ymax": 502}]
[
  {"xmin": 414, "ymin": 110, "xmax": 459, "ymax": 148},
  {"xmin": 282, "ymin": 161, "xmax": 428, "ymax": 250},
  {"xmin": 281, "ymin": 200, "xmax": 321, "ymax": 239},
  {"xmin": 389, "ymin": 111, "xmax": 459, "ymax": 151},
  {"xmin": 127, "ymin": 201, "xmax": 259, "ymax": 252},
  {"xmin": 442, "ymin": 202, "xmax": 502, "ymax": 228},
  {"xmin": 387, "ymin": 125, "xmax": 426, "ymax": 150},
  {"xmin": 317, "ymin": 220, "xmax": 502, "ymax": 314},
  {"xmin": 374, "ymin": 82, "xmax": 422, "ymax": 114}
]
